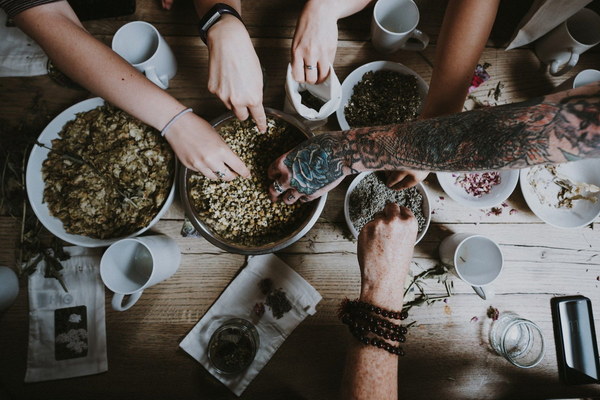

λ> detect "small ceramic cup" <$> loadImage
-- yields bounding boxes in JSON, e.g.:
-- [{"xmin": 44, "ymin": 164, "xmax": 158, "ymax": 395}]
[
  {"xmin": 370, "ymin": 0, "xmax": 429, "ymax": 53},
  {"xmin": 112, "ymin": 21, "xmax": 177, "ymax": 89},
  {"xmin": 534, "ymin": 8, "xmax": 600, "ymax": 76},
  {"xmin": 438, "ymin": 233, "xmax": 504, "ymax": 300},
  {"xmin": 100, "ymin": 235, "xmax": 181, "ymax": 311}
]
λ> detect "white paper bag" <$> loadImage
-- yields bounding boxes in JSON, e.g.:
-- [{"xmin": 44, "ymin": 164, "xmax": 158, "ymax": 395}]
[
  {"xmin": 284, "ymin": 63, "xmax": 342, "ymax": 129},
  {"xmin": 506, "ymin": 0, "xmax": 592, "ymax": 50}
]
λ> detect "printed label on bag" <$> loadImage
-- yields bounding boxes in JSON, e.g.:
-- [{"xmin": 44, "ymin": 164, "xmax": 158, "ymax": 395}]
[{"xmin": 54, "ymin": 305, "xmax": 88, "ymax": 360}]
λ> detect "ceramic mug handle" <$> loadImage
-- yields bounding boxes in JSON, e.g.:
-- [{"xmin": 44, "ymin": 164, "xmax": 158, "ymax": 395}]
[
  {"xmin": 144, "ymin": 65, "xmax": 169, "ymax": 89},
  {"xmin": 112, "ymin": 291, "xmax": 143, "ymax": 311},
  {"xmin": 549, "ymin": 52, "xmax": 579, "ymax": 76},
  {"xmin": 472, "ymin": 285, "xmax": 494, "ymax": 300},
  {"xmin": 402, "ymin": 29, "xmax": 429, "ymax": 51}
]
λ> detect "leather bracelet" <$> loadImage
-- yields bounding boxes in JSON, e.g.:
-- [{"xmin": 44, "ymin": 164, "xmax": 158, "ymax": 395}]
[{"xmin": 198, "ymin": 3, "xmax": 243, "ymax": 45}]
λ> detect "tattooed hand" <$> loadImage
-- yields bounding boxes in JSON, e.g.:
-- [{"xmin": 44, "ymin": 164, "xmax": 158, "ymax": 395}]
[{"xmin": 268, "ymin": 132, "xmax": 350, "ymax": 204}]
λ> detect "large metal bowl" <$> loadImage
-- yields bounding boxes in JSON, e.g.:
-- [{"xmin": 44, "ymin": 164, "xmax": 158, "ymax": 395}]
[{"xmin": 179, "ymin": 108, "xmax": 327, "ymax": 255}]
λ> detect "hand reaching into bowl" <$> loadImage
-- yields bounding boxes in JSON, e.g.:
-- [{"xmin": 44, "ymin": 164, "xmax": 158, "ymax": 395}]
[{"xmin": 268, "ymin": 83, "xmax": 600, "ymax": 204}]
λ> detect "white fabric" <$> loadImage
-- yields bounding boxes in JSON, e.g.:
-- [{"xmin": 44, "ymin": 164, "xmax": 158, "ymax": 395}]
[
  {"xmin": 180, "ymin": 254, "xmax": 322, "ymax": 396},
  {"xmin": 284, "ymin": 63, "xmax": 342, "ymax": 129},
  {"xmin": 0, "ymin": 9, "xmax": 48, "ymax": 77},
  {"xmin": 506, "ymin": 0, "xmax": 592, "ymax": 50},
  {"xmin": 25, "ymin": 246, "xmax": 107, "ymax": 382}
]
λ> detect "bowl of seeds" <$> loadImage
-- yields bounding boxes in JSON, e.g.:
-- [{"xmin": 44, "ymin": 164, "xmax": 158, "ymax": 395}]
[
  {"xmin": 344, "ymin": 172, "xmax": 430, "ymax": 243},
  {"xmin": 336, "ymin": 61, "xmax": 428, "ymax": 130},
  {"xmin": 26, "ymin": 97, "xmax": 176, "ymax": 247},
  {"xmin": 180, "ymin": 108, "xmax": 327, "ymax": 254}
]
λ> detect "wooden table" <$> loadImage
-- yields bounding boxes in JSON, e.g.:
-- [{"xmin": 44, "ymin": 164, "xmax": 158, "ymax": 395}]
[{"xmin": 1, "ymin": 1, "xmax": 600, "ymax": 398}]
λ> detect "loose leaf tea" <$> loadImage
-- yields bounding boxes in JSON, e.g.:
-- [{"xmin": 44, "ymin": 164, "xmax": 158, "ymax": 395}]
[
  {"xmin": 188, "ymin": 118, "xmax": 311, "ymax": 246},
  {"xmin": 349, "ymin": 173, "xmax": 426, "ymax": 234},
  {"xmin": 265, "ymin": 288, "xmax": 292, "ymax": 319},
  {"xmin": 300, "ymin": 90, "xmax": 326, "ymax": 111},
  {"xmin": 344, "ymin": 70, "xmax": 421, "ymax": 128}
]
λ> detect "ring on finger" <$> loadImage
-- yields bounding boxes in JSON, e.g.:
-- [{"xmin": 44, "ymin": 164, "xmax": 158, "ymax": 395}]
[
  {"xmin": 213, "ymin": 170, "xmax": 226, "ymax": 179},
  {"xmin": 287, "ymin": 193, "xmax": 295, "ymax": 201},
  {"xmin": 272, "ymin": 180, "xmax": 284, "ymax": 193},
  {"xmin": 304, "ymin": 65, "xmax": 315, "ymax": 70}
]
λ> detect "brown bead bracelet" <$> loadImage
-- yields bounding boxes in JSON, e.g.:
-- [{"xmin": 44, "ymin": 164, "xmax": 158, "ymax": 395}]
[{"xmin": 338, "ymin": 298, "xmax": 410, "ymax": 356}]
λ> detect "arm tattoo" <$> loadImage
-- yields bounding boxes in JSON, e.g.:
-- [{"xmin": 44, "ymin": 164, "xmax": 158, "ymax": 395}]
[
  {"xmin": 280, "ymin": 85, "xmax": 599, "ymax": 195},
  {"xmin": 346, "ymin": 90, "xmax": 599, "ymax": 172},
  {"xmin": 283, "ymin": 134, "xmax": 347, "ymax": 195}
]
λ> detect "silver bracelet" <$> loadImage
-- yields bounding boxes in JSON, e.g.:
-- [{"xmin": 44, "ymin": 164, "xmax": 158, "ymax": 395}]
[{"xmin": 161, "ymin": 108, "xmax": 193, "ymax": 137}]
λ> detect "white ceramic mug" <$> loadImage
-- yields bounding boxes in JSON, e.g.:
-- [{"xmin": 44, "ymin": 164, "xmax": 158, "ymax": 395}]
[
  {"xmin": 100, "ymin": 235, "xmax": 181, "ymax": 311},
  {"xmin": 555, "ymin": 69, "xmax": 600, "ymax": 93},
  {"xmin": 0, "ymin": 266, "xmax": 19, "ymax": 312},
  {"xmin": 438, "ymin": 233, "xmax": 503, "ymax": 300},
  {"xmin": 534, "ymin": 8, "xmax": 600, "ymax": 77},
  {"xmin": 371, "ymin": 0, "xmax": 429, "ymax": 53},
  {"xmin": 112, "ymin": 21, "xmax": 177, "ymax": 89}
]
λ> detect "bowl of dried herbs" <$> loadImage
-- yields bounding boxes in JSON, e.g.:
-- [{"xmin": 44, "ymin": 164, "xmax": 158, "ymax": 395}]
[
  {"xmin": 344, "ymin": 172, "xmax": 430, "ymax": 243},
  {"xmin": 336, "ymin": 61, "xmax": 428, "ymax": 130},
  {"xmin": 180, "ymin": 108, "xmax": 327, "ymax": 254},
  {"xmin": 26, "ymin": 98, "xmax": 176, "ymax": 247}
]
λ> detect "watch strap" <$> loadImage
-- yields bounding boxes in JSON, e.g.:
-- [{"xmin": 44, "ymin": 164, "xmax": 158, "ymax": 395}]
[{"xmin": 198, "ymin": 3, "xmax": 243, "ymax": 45}]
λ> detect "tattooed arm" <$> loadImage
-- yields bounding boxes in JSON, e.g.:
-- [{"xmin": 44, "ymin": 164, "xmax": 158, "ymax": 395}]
[{"xmin": 268, "ymin": 82, "xmax": 600, "ymax": 204}]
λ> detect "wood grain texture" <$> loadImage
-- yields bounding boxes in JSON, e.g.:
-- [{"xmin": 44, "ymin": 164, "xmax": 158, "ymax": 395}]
[{"xmin": 1, "ymin": 0, "xmax": 600, "ymax": 399}]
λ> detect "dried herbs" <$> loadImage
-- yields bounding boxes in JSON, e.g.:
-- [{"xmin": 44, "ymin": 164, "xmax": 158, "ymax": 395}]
[
  {"xmin": 41, "ymin": 104, "xmax": 174, "ymax": 239},
  {"xmin": 344, "ymin": 70, "xmax": 421, "ymax": 128},
  {"xmin": 349, "ymin": 173, "xmax": 426, "ymax": 234},
  {"xmin": 300, "ymin": 90, "xmax": 326, "ymax": 111},
  {"xmin": 188, "ymin": 118, "xmax": 311, "ymax": 246},
  {"xmin": 453, "ymin": 172, "xmax": 502, "ymax": 197},
  {"xmin": 255, "ymin": 278, "xmax": 292, "ymax": 320}
]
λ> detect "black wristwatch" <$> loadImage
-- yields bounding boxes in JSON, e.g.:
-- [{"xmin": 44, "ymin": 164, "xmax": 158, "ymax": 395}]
[{"xmin": 198, "ymin": 3, "xmax": 243, "ymax": 45}]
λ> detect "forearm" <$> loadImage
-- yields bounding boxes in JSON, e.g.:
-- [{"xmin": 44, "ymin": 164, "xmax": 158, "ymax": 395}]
[
  {"xmin": 14, "ymin": 3, "xmax": 185, "ymax": 131},
  {"xmin": 421, "ymin": 0, "xmax": 499, "ymax": 118},
  {"xmin": 340, "ymin": 344, "xmax": 398, "ymax": 400},
  {"xmin": 347, "ymin": 83, "xmax": 600, "ymax": 172}
]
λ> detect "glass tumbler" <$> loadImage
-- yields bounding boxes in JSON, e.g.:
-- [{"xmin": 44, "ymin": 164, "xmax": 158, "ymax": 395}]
[
  {"xmin": 207, "ymin": 318, "xmax": 259, "ymax": 374},
  {"xmin": 489, "ymin": 312, "xmax": 545, "ymax": 368}
]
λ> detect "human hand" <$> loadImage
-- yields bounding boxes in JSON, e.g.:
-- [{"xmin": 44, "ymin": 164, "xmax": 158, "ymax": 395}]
[
  {"xmin": 357, "ymin": 203, "xmax": 417, "ymax": 307},
  {"xmin": 385, "ymin": 170, "xmax": 429, "ymax": 190},
  {"xmin": 161, "ymin": 0, "xmax": 173, "ymax": 10},
  {"xmin": 206, "ymin": 15, "xmax": 267, "ymax": 132},
  {"xmin": 165, "ymin": 111, "xmax": 250, "ymax": 180},
  {"xmin": 267, "ymin": 132, "xmax": 347, "ymax": 204},
  {"xmin": 291, "ymin": 1, "xmax": 338, "ymax": 84}
]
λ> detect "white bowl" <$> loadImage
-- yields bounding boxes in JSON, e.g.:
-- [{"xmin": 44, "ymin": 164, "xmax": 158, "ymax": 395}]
[
  {"xmin": 437, "ymin": 170, "xmax": 519, "ymax": 209},
  {"xmin": 336, "ymin": 60, "xmax": 429, "ymax": 130},
  {"xmin": 26, "ymin": 97, "xmax": 176, "ymax": 247},
  {"xmin": 519, "ymin": 160, "xmax": 600, "ymax": 228},
  {"xmin": 344, "ymin": 172, "xmax": 431, "ymax": 243}
]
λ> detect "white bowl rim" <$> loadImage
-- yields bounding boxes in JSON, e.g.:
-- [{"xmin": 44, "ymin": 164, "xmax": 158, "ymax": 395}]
[
  {"xmin": 26, "ymin": 97, "xmax": 176, "ymax": 248},
  {"xmin": 436, "ymin": 170, "xmax": 520, "ymax": 209},
  {"xmin": 336, "ymin": 60, "xmax": 429, "ymax": 131},
  {"xmin": 344, "ymin": 171, "xmax": 431, "ymax": 244},
  {"xmin": 519, "ymin": 161, "xmax": 600, "ymax": 228}
]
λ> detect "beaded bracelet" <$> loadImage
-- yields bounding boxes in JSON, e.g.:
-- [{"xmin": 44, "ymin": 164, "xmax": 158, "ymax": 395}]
[
  {"xmin": 160, "ymin": 108, "xmax": 193, "ymax": 137},
  {"xmin": 338, "ymin": 298, "xmax": 409, "ymax": 356}
]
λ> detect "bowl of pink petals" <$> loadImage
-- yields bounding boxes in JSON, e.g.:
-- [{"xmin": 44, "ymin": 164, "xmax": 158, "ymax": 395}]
[{"xmin": 436, "ymin": 170, "xmax": 519, "ymax": 208}]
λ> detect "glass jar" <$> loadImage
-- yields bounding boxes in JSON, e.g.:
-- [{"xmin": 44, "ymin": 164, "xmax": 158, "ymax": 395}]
[
  {"xmin": 207, "ymin": 318, "xmax": 260, "ymax": 374},
  {"xmin": 489, "ymin": 312, "xmax": 545, "ymax": 368}
]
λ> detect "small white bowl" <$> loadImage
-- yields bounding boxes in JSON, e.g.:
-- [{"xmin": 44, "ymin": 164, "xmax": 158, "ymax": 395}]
[
  {"xmin": 437, "ymin": 170, "xmax": 519, "ymax": 209},
  {"xmin": 344, "ymin": 172, "xmax": 431, "ymax": 243},
  {"xmin": 26, "ymin": 98, "xmax": 176, "ymax": 248},
  {"xmin": 336, "ymin": 60, "xmax": 429, "ymax": 130},
  {"xmin": 519, "ymin": 160, "xmax": 600, "ymax": 228}
]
